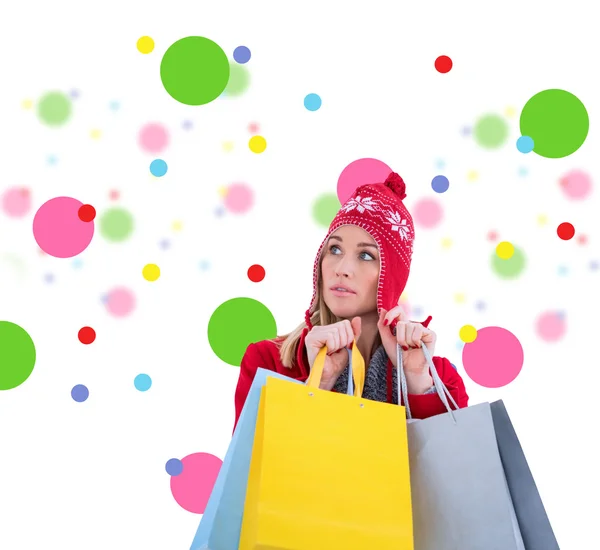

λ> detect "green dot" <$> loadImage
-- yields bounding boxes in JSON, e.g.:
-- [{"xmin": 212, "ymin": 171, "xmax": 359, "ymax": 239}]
[
  {"xmin": 37, "ymin": 91, "xmax": 72, "ymax": 126},
  {"xmin": 0, "ymin": 321, "xmax": 36, "ymax": 390},
  {"xmin": 99, "ymin": 207, "xmax": 134, "ymax": 242},
  {"xmin": 222, "ymin": 62, "xmax": 250, "ymax": 97},
  {"xmin": 313, "ymin": 193, "xmax": 341, "ymax": 228},
  {"xmin": 473, "ymin": 114, "xmax": 509, "ymax": 149},
  {"xmin": 491, "ymin": 246, "xmax": 526, "ymax": 279},
  {"xmin": 520, "ymin": 89, "xmax": 589, "ymax": 159},
  {"xmin": 208, "ymin": 298, "xmax": 277, "ymax": 366},
  {"xmin": 160, "ymin": 36, "xmax": 230, "ymax": 106}
]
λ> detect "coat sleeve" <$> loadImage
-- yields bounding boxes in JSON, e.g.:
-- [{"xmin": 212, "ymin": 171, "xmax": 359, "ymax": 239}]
[
  {"xmin": 399, "ymin": 355, "xmax": 469, "ymax": 419},
  {"xmin": 233, "ymin": 343, "xmax": 267, "ymax": 432}
]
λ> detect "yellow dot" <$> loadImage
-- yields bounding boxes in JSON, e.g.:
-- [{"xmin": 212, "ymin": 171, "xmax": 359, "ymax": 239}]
[
  {"xmin": 454, "ymin": 292, "xmax": 466, "ymax": 304},
  {"xmin": 537, "ymin": 214, "xmax": 548, "ymax": 226},
  {"xmin": 505, "ymin": 106, "xmax": 516, "ymax": 118},
  {"xmin": 459, "ymin": 324, "xmax": 478, "ymax": 343},
  {"xmin": 441, "ymin": 237, "xmax": 453, "ymax": 249},
  {"xmin": 249, "ymin": 135, "xmax": 267, "ymax": 153},
  {"xmin": 90, "ymin": 129, "xmax": 102, "ymax": 139},
  {"xmin": 496, "ymin": 241, "xmax": 514, "ymax": 260},
  {"xmin": 137, "ymin": 36, "xmax": 155, "ymax": 54},
  {"xmin": 467, "ymin": 170, "xmax": 479, "ymax": 182},
  {"xmin": 217, "ymin": 186, "xmax": 228, "ymax": 198},
  {"xmin": 223, "ymin": 141, "xmax": 234, "ymax": 152},
  {"xmin": 172, "ymin": 221, "xmax": 183, "ymax": 231},
  {"xmin": 22, "ymin": 99, "xmax": 33, "ymax": 110},
  {"xmin": 143, "ymin": 263, "xmax": 160, "ymax": 281}
]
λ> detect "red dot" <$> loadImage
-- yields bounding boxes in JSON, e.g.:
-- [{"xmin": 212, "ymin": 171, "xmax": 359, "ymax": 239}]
[
  {"xmin": 557, "ymin": 222, "xmax": 575, "ymax": 240},
  {"xmin": 248, "ymin": 264, "xmax": 265, "ymax": 282},
  {"xmin": 78, "ymin": 326, "xmax": 96, "ymax": 344},
  {"xmin": 435, "ymin": 55, "xmax": 453, "ymax": 73},
  {"xmin": 78, "ymin": 204, "xmax": 96, "ymax": 222}
]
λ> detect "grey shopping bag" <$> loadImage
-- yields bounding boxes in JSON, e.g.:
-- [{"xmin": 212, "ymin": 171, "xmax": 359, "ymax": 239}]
[
  {"xmin": 398, "ymin": 345, "xmax": 525, "ymax": 550},
  {"xmin": 490, "ymin": 400, "xmax": 560, "ymax": 549}
]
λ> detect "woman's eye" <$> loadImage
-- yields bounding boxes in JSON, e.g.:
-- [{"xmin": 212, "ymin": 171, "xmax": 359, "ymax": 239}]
[
  {"xmin": 360, "ymin": 251, "xmax": 375, "ymax": 261},
  {"xmin": 329, "ymin": 245, "xmax": 341, "ymax": 254}
]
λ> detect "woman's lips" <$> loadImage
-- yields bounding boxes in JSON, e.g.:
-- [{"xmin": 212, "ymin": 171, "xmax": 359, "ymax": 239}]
[{"xmin": 330, "ymin": 289, "xmax": 356, "ymax": 297}]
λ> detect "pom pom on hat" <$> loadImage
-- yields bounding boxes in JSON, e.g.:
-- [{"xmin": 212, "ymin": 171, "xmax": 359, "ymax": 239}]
[{"xmin": 384, "ymin": 172, "xmax": 407, "ymax": 200}]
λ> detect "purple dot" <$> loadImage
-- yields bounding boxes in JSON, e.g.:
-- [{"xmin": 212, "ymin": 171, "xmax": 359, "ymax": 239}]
[
  {"xmin": 71, "ymin": 384, "xmax": 89, "ymax": 402},
  {"xmin": 431, "ymin": 175, "xmax": 449, "ymax": 194},
  {"xmin": 233, "ymin": 46, "xmax": 251, "ymax": 64},
  {"xmin": 166, "ymin": 458, "xmax": 184, "ymax": 476}
]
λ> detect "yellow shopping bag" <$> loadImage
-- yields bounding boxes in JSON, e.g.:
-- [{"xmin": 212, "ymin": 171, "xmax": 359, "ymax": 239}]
[{"xmin": 239, "ymin": 342, "xmax": 414, "ymax": 550}]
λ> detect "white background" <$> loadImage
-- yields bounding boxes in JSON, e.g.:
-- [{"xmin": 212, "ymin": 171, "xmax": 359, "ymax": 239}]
[{"xmin": 0, "ymin": 0, "xmax": 599, "ymax": 548}]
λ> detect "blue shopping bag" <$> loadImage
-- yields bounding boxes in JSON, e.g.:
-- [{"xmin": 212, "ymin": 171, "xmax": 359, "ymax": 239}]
[{"xmin": 189, "ymin": 368, "xmax": 303, "ymax": 550}]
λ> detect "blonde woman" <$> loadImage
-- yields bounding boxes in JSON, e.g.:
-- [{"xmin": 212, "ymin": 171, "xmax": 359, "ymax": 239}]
[{"xmin": 234, "ymin": 172, "xmax": 468, "ymax": 429}]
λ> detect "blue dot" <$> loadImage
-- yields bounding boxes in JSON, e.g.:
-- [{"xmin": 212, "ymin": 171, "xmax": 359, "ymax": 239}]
[
  {"xmin": 517, "ymin": 135, "xmax": 534, "ymax": 153},
  {"xmin": 71, "ymin": 384, "xmax": 89, "ymax": 402},
  {"xmin": 165, "ymin": 458, "xmax": 184, "ymax": 476},
  {"xmin": 150, "ymin": 159, "xmax": 168, "ymax": 177},
  {"xmin": 134, "ymin": 373, "xmax": 152, "ymax": 392},
  {"xmin": 304, "ymin": 93, "xmax": 322, "ymax": 111},
  {"xmin": 233, "ymin": 46, "xmax": 251, "ymax": 64},
  {"xmin": 431, "ymin": 175, "xmax": 449, "ymax": 193}
]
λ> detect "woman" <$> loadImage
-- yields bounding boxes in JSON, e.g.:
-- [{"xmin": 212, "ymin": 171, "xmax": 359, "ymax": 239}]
[{"xmin": 234, "ymin": 171, "xmax": 469, "ymax": 429}]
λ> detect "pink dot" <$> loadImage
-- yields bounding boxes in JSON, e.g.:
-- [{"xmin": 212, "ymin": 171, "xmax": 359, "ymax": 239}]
[
  {"xmin": 413, "ymin": 197, "xmax": 444, "ymax": 228},
  {"xmin": 535, "ymin": 311, "xmax": 566, "ymax": 342},
  {"xmin": 462, "ymin": 326, "xmax": 524, "ymax": 388},
  {"xmin": 33, "ymin": 197, "xmax": 95, "ymax": 258},
  {"xmin": 105, "ymin": 287, "xmax": 136, "ymax": 318},
  {"xmin": 337, "ymin": 158, "xmax": 392, "ymax": 204},
  {"xmin": 139, "ymin": 122, "xmax": 169, "ymax": 154},
  {"xmin": 2, "ymin": 187, "xmax": 31, "ymax": 218},
  {"xmin": 559, "ymin": 169, "xmax": 592, "ymax": 200},
  {"xmin": 224, "ymin": 183, "xmax": 254, "ymax": 214},
  {"xmin": 170, "ymin": 452, "xmax": 222, "ymax": 514}
]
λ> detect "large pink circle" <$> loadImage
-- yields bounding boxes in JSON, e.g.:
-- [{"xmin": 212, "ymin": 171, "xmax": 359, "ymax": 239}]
[
  {"xmin": 170, "ymin": 452, "xmax": 222, "ymax": 514},
  {"xmin": 2, "ymin": 187, "xmax": 31, "ymax": 218},
  {"xmin": 535, "ymin": 311, "xmax": 566, "ymax": 342},
  {"xmin": 559, "ymin": 169, "xmax": 592, "ymax": 200},
  {"xmin": 224, "ymin": 183, "xmax": 254, "ymax": 214},
  {"xmin": 337, "ymin": 158, "xmax": 392, "ymax": 204},
  {"xmin": 462, "ymin": 326, "xmax": 524, "ymax": 388},
  {"xmin": 32, "ymin": 197, "xmax": 94, "ymax": 258},
  {"xmin": 413, "ymin": 197, "xmax": 443, "ymax": 228},
  {"xmin": 105, "ymin": 287, "xmax": 136, "ymax": 318},
  {"xmin": 139, "ymin": 122, "xmax": 169, "ymax": 154}
]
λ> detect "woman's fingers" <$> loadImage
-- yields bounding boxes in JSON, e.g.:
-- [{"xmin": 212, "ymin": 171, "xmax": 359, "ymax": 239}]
[
  {"xmin": 395, "ymin": 321, "xmax": 407, "ymax": 348},
  {"xmin": 411, "ymin": 325, "xmax": 423, "ymax": 348},
  {"xmin": 384, "ymin": 305, "xmax": 405, "ymax": 326}
]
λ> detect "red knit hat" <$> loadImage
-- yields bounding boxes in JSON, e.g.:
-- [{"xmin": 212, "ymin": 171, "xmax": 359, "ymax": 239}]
[{"xmin": 305, "ymin": 172, "xmax": 417, "ymax": 330}]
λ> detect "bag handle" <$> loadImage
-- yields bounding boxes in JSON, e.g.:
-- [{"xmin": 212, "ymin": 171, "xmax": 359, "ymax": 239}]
[
  {"xmin": 306, "ymin": 343, "xmax": 365, "ymax": 398},
  {"xmin": 397, "ymin": 343, "xmax": 459, "ymax": 423}
]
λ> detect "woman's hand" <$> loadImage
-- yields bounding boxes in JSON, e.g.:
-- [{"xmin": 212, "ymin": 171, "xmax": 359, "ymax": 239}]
[
  {"xmin": 305, "ymin": 317, "xmax": 362, "ymax": 391},
  {"xmin": 378, "ymin": 299, "xmax": 436, "ymax": 394}
]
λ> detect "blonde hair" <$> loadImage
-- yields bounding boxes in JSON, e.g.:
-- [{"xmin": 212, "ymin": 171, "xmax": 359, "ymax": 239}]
[{"xmin": 274, "ymin": 252, "xmax": 381, "ymax": 369}]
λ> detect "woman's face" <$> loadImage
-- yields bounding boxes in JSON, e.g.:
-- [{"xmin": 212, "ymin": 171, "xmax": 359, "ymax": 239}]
[{"xmin": 320, "ymin": 225, "xmax": 380, "ymax": 320}]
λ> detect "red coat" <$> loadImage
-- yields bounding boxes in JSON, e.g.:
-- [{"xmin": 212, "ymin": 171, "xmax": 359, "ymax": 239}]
[{"xmin": 234, "ymin": 327, "xmax": 469, "ymax": 431}]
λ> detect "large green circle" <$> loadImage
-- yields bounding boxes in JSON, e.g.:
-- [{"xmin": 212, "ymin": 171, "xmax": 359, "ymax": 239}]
[
  {"xmin": 0, "ymin": 321, "xmax": 36, "ymax": 390},
  {"xmin": 99, "ymin": 207, "xmax": 134, "ymax": 242},
  {"xmin": 520, "ymin": 89, "xmax": 589, "ymax": 158},
  {"xmin": 208, "ymin": 298, "xmax": 277, "ymax": 366},
  {"xmin": 160, "ymin": 36, "xmax": 230, "ymax": 106},
  {"xmin": 491, "ymin": 246, "xmax": 526, "ymax": 279},
  {"xmin": 473, "ymin": 114, "xmax": 509, "ymax": 149},
  {"xmin": 313, "ymin": 193, "xmax": 341, "ymax": 228},
  {"xmin": 37, "ymin": 91, "xmax": 72, "ymax": 126}
]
